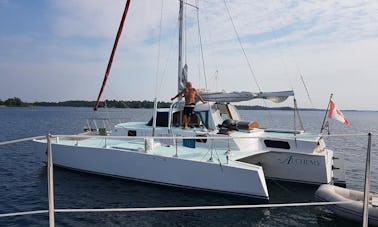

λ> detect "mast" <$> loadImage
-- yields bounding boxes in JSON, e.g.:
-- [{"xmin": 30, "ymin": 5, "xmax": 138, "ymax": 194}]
[
  {"xmin": 177, "ymin": 0, "xmax": 184, "ymax": 93},
  {"xmin": 94, "ymin": 0, "xmax": 131, "ymax": 111}
]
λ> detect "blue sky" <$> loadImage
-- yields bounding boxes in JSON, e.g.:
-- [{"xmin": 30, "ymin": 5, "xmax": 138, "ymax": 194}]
[{"xmin": 0, "ymin": 0, "xmax": 377, "ymax": 110}]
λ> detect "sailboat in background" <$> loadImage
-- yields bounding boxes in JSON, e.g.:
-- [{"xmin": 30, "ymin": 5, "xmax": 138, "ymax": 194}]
[{"xmin": 34, "ymin": 0, "xmax": 345, "ymax": 199}]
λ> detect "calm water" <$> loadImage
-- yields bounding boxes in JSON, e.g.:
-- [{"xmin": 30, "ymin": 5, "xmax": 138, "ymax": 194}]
[{"xmin": 0, "ymin": 107, "xmax": 377, "ymax": 226}]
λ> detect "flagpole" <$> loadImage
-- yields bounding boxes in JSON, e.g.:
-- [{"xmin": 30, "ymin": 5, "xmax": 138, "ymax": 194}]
[{"xmin": 320, "ymin": 93, "xmax": 333, "ymax": 133}]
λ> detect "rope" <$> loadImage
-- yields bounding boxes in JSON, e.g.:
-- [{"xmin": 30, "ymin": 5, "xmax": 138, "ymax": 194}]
[
  {"xmin": 222, "ymin": 0, "xmax": 261, "ymax": 92},
  {"xmin": 222, "ymin": 0, "xmax": 277, "ymax": 123},
  {"xmin": 0, "ymin": 201, "xmax": 351, "ymax": 218},
  {"xmin": 300, "ymin": 73, "xmax": 314, "ymax": 108},
  {"xmin": 154, "ymin": 0, "xmax": 164, "ymax": 99},
  {"xmin": 263, "ymin": 1, "xmax": 314, "ymax": 108},
  {"xmin": 195, "ymin": 0, "xmax": 208, "ymax": 90},
  {"xmin": 157, "ymin": 22, "xmax": 177, "ymax": 95},
  {"xmin": 184, "ymin": 0, "xmax": 187, "ymax": 65}
]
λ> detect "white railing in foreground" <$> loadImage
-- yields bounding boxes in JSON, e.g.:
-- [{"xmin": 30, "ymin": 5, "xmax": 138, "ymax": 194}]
[
  {"xmin": 0, "ymin": 201, "xmax": 351, "ymax": 218},
  {"xmin": 0, "ymin": 133, "xmax": 375, "ymax": 227},
  {"xmin": 47, "ymin": 135, "xmax": 55, "ymax": 226}
]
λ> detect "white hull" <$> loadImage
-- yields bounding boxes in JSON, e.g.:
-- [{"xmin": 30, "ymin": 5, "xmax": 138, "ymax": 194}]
[
  {"xmin": 237, "ymin": 150, "xmax": 333, "ymax": 184},
  {"xmin": 114, "ymin": 124, "xmax": 339, "ymax": 185},
  {"xmin": 35, "ymin": 140, "xmax": 269, "ymax": 199},
  {"xmin": 113, "ymin": 122, "xmax": 338, "ymax": 186}
]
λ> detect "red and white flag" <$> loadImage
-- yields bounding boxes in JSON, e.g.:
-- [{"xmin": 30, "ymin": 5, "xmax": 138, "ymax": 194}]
[{"xmin": 328, "ymin": 100, "xmax": 350, "ymax": 126}]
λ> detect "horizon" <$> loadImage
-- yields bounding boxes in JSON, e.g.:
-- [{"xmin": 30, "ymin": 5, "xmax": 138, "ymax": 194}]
[
  {"xmin": 1, "ymin": 97, "xmax": 376, "ymax": 112},
  {"xmin": 0, "ymin": 1, "xmax": 377, "ymax": 110}
]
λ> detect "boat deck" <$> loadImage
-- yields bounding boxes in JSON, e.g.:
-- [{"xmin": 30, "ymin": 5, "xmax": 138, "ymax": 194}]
[
  {"xmin": 47, "ymin": 137, "xmax": 239, "ymax": 164},
  {"xmin": 115, "ymin": 122, "xmax": 321, "ymax": 142}
]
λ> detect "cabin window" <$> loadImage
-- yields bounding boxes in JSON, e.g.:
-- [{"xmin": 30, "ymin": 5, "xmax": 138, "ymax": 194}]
[
  {"xmin": 147, "ymin": 112, "xmax": 169, "ymax": 127},
  {"xmin": 128, "ymin": 130, "xmax": 136, "ymax": 136},
  {"xmin": 217, "ymin": 104, "xmax": 232, "ymax": 120},
  {"xmin": 196, "ymin": 111, "xmax": 209, "ymax": 128},
  {"xmin": 264, "ymin": 140, "xmax": 290, "ymax": 149}
]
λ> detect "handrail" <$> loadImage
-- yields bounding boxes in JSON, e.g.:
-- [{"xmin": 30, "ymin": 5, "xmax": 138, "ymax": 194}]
[
  {"xmin": 0, "ymin": 133, "xmax": 372, "ymax": 146},
  {"xmin": 0, "ymin": 135, "xmax": 45, "ymax": 145},
  {"xmin": 25, "ymin": 133, "xmax": 376, "ymax": 141},
  {"xmin": 0, "ymin": 201, "xmax": 352, "ymax": 218},
  {"xmin": 168, "ymin": 100, "xmax": 184, "ymax": 132}
]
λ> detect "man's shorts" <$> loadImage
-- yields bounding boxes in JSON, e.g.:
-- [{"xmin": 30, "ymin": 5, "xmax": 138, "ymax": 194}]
[{"xmin": 184, "ymin": 103, "xmax": 195, "ymax": 116}]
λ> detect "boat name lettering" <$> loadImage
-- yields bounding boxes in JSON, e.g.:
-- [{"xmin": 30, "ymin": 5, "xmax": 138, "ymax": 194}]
[{"xmin": 280, "ymin": 155, "xmax": 320, "ymax": 166}]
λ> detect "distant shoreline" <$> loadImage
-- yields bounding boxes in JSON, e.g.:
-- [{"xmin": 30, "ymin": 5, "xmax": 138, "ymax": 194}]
[{"xmin": 0, "ymin": 98, "xmax": 374, "ymax": 111}]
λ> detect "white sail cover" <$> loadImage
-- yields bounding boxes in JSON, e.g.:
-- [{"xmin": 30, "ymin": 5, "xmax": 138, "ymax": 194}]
[
  {"xmin": 178, "ymin": 64, "xmax": 188, "ymax": 92},
  {"xmin": 200, "ymin": 90, "xmax": 294, "ymax": 103}
]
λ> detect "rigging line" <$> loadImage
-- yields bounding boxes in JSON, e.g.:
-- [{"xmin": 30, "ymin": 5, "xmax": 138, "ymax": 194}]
[
  {"xmin": 222, "ymin": 0, "xmax": 262, "ymax": 92},
  {"xmin": 222, "ymin": 1, "xmax": 273, "ymax": 120},
  {"xmin": 97, "ymin": 87, "xmax": 121, "ymax": 120},
  {"xmin": 184, "ymin": 0, "xmax": 188, "ymax": 65},
  {"xmin": 268, "ymin": 0, "xmax": 314, "ymax": 107},
  {"xmin": 196, "ymin": 0, "xmax": 202, "ymax": 88},
  {"xmin": 263, "ymin": 2, "xmax": 295, "ymax": 92},
  {"xmin": 155, "ymin": 2, "xmax": 180, "ymax": 95},
  {"xmin": 294, "ymin": 98, "xmax": 304, "ymax": 131},
  {"xmin": 196, "ymin": 0, "xmax": 208, "ymax": 90},
  {"xmin": 300, "ymin": 73, "xmax": 314, "ymax": 108},
  {"xmin": 257, "ymin": 1, "xmax": 297, "ymax": 123},
  {"xmin": 158, "ymin": 31, "xmax": 177, "ymax": 95},
  {"xmin": 154, "ymin": 0, "xmax": 165, "ymax": 98},
  {"xmin": 158, "ymin": 34, "xmax": 177, "ymax": 95}
]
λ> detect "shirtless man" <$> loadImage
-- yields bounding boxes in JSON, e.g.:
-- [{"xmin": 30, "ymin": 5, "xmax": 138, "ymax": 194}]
[{"xmin": 171, "ymin": 81, "xmax": 206, "ymax": 129}]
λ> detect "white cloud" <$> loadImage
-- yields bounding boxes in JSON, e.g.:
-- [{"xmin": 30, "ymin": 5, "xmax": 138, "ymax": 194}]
[
  {"xmin": 0, "ymin": 0, "xmax": 377, "ymax": 110},
  {"xmin": 49, "ymin": 1, "xmax": 125, "ymax": 38},
  {"xmin": 49, "ymin": 1, "xmax": 179, "ymax": 45}
]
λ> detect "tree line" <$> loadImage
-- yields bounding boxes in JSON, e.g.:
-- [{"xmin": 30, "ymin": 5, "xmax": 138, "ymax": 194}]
[
  {"xmin": 0, "ymin": 97, "xmax": 31, "ymax": 107},
  {"xmin": 0, "ymin": 97, "xmax": 171, "ymax": 108},
  {"xmin": 34, "ymin": 100, "xmax": 172, "ymax": 108},
  {"xmin": 1, "ymin": 97, "xmax": 312, "ymax": 111}
]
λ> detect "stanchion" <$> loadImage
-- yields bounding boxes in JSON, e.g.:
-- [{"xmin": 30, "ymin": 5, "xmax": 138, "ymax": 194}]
[
  {"xmin": 362, "ymin": 132, "xmax": 372, "ymax": 227},
  {"xmin": 47, "ymin": 134, "xmax": 55, "ymax": 227}
]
